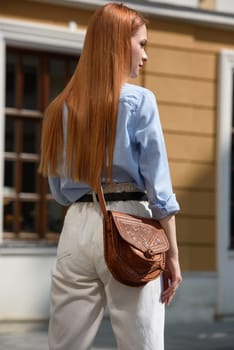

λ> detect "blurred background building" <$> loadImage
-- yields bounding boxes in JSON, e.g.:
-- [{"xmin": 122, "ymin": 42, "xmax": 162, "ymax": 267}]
[{"xmin": 0, "ymin": 0, "xmax": 234, "ymax": 323}]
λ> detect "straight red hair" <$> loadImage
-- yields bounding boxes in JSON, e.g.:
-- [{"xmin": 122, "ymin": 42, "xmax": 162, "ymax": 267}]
[{"xmin": 39, "ymin": 3, "xmax": 147, "ymax": 189}]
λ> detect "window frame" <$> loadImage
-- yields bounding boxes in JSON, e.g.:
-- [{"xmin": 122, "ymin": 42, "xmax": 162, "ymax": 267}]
[
  {"xmin": 217, "ymin": 50, "xmax": 234, "ymax": 253},
  {"xmin": 0, "ymin": 18, "xmax": 85, "ymax": 243},
  {"xmin": 216, "ymin": 49, "xmax": 234, "ymax": 316},
  {"xmin": 4, "ymin": 48, "xmax": 79, "ymax": 241}
]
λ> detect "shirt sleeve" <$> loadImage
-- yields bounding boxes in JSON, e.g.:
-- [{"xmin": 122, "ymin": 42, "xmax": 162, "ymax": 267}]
[
  {"xmin": 48, "ymin": 176, "xmax": 71, "ymax": 206},
  {"xmin": 134, "ymin": 89, "xmax": 180, "ymax": 220}
]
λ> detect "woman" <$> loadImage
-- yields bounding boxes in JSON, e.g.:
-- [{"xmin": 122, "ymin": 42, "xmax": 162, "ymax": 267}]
[{"xmin": 39, "ymin": 3, "xmax": 182, "ymax": 350}]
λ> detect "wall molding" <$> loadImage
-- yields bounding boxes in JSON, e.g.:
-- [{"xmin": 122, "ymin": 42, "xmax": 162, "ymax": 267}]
[
  {"xmin": 27, "ymin": 0, "xmax": 234, "ymax": 31},
  {"xmin": 0, "ymin": 18, "xmax": 85, "ymax": 53}
]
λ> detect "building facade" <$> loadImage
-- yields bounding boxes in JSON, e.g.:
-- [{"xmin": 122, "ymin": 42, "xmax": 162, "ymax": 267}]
[{"xmin": 0, "ymin": 0, "xmax": 234, "ymax": 321}]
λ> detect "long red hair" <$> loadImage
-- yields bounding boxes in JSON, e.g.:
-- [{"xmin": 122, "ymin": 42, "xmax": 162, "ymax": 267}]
[{"xmin": 39, "ymin": 3, "xmax": 146, "ymax": 189}]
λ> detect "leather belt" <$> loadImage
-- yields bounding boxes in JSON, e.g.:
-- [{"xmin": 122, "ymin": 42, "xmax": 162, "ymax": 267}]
[{"xmin": 76, "ymin": 191, "xmax": 147, "ymax": 202}]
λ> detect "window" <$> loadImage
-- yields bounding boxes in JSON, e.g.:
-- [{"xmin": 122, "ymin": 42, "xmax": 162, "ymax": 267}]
[
  {"xmin": 4, "ymin": 48, "xmax": 78, "ymax": 241},
  {"xmin": 217, "ymin": 49, "xmax": 234, "ymax": 317},
  {"xmin": 230, "ymin": 70, "xmax": 234, "ymax": 248},
  {"xmin": 217, "ymin": 50, "xmax": 234, "ymax": 253}
]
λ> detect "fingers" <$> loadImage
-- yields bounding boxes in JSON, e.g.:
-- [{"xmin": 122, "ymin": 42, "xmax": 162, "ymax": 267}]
[
  {"xmin": 161, "ymin": 287, "xmax": 176, "ymax": 305},
  {"xmin": 161, "ymin": 274, "xmax": 182, "ymax": 305},
  {"xmin": 163, "ymin": 272, "xmax": 169, "ymax": 291},
  {"xmin": 161, "ymin": 285, "xmax": 175, "ymax": 305}
]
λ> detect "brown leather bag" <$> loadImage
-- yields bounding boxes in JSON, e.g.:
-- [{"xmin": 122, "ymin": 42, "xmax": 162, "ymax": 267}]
[{"xmin": 96, "ymin": 184, "xmax": 169, "ymax": 287}]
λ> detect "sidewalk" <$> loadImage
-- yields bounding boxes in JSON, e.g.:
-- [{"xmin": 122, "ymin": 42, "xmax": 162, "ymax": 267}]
[
  {"xmin": 165, "ymin": 319, "xmax": 234, "ymax": 350},
  {"xmin": 0, "ymin": 317, "xmax": 234, "ymax": 350}
]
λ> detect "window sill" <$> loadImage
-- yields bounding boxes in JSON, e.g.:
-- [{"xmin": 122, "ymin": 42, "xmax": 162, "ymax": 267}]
[{"xmin": 0, "ymin": 241, "xmax": 57, "ymax": 256}]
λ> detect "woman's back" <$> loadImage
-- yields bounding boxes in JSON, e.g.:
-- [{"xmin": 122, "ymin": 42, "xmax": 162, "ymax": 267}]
[{"xmin": 42, "ymin": 4, "xmax": 182, "ymax": 350}]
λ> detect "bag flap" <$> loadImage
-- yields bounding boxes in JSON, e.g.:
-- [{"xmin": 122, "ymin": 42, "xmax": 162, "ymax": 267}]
[{"xmin": 109, "ymin": 211, "xmax": 169, "ymax": 255}]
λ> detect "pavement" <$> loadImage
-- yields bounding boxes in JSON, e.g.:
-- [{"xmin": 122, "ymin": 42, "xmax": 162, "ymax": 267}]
[{"xmin": 0, "ymin": 317, "xmax": 234, "ymax": 350}]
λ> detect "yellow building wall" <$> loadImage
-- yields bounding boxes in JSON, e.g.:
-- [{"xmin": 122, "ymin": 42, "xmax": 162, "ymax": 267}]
[
  {"xmin": 2, "ymin": 1, "xmax": 234, "ymax": 271},
  {"xmin": 199, "ymin": 0, "xmax": 216, "ymax": 10},
  {"xmin": 0, "ymin": 0, "xmax": 92, "ymax": 29},
  {"xmin": 145, "ymin": 19, "xmax": 234, "ymax": 271}
]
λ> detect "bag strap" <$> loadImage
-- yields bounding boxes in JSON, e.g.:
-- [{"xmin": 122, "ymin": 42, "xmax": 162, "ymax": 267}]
[{"xmin": 96, "ymin": 183, "xmax": 111, "ymax": 229}]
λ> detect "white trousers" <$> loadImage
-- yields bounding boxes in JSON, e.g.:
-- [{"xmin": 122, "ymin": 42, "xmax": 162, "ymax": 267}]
[{"xmin": 48, "ymin": 198, "xmax": 165, "ymax": 350}]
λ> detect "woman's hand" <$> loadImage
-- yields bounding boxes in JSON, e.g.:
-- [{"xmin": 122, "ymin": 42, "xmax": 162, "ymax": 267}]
[
  {"xmin": 161, "ymin": 254, "xmax": 182, "ymax": 305},
  {"xmin": 158, "ymin": 214, "xmax": 182, "ymax": 305}
]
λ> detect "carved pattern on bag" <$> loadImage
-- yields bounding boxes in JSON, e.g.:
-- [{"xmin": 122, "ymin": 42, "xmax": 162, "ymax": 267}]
[
  {"xmin": 120, "ymin": 223, "xmax": 164, "ymax": 249},
  {"xmin": 111, "ymin": 212, "xmax": 169, "ymax": 255}
]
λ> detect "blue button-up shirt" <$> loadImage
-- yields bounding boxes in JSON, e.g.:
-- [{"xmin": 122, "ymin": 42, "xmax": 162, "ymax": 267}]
[{"xmin": 48, "ymin": 83, "xmax": 180, "ymax": 220}]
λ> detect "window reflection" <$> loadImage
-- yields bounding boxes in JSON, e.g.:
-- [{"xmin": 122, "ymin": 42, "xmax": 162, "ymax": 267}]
[
  {"xmin": 23, "ymin": 119, "xmax": 40, "ymax": 153},
  {"xmin": 49, "ymin": 59, "xmax": 65, "ymax": 101},
  {"xmin": 5, "ymin": 118, "xmax": 15, "ymax": 152},
  {"xmin": 6, "ymin": 53, "xmax": 16, "ymax": 108},
  {"xmin": 21, "ymin": 202, "xmax": 36, "ymax": 232},
  {"xmin": 22, "ymin": 162, "xmax": 37, "ymax": 193},
  {"xmin": 4, "ymin": 160, "xmax": 15, "ymax": 192},
  {"xmin": 3, "ymin": 200, "xmax": 14, "ymax": 231},
  {"xmin": 69, "ymin": 59, "xmax": 78, "ymax": 77},
  {"xmin": 23, "ymin": 55, "xmax": 39, "ymax": 109}
]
